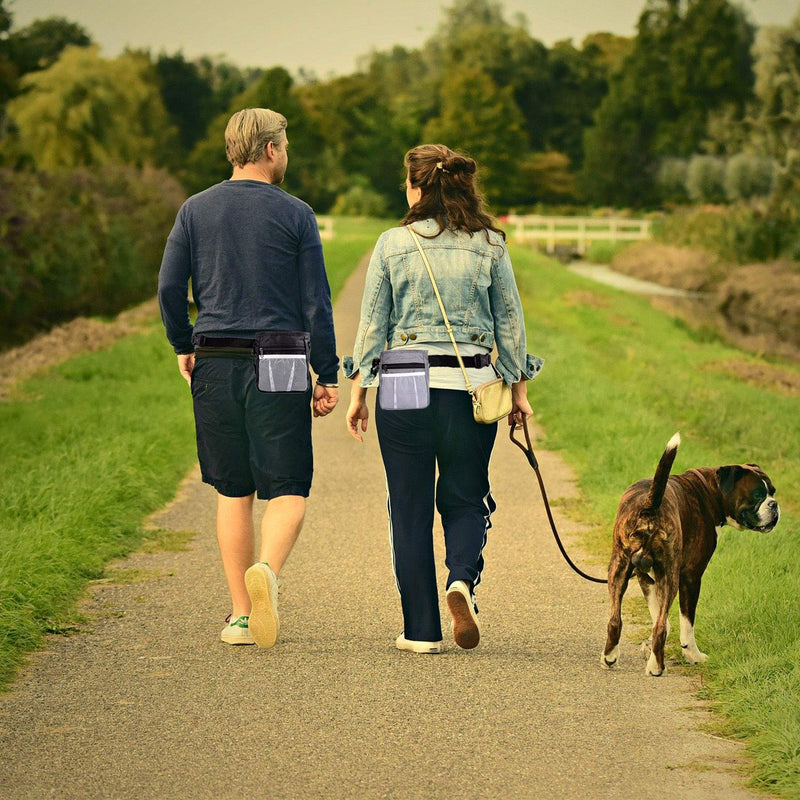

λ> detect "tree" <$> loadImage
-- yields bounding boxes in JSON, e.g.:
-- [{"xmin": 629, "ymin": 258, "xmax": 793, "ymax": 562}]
[
  {"xmin": 0, "ymin": 0, "xmax": 16, "ymax": 110},
  {"xmin": 155, "ymin": 52, "xmax": 215, "ymax": 154},
  {"xmin": 184, "ymin": 67, "xmax": 326, "ymax": 207},
  {"xmin": 423, "ymin": 66, "xmax": 529, "ymax": 207},
  {"xmin": 540, "ymin": 39, "xmax": 612, "ymax": 168},
  {"xmin": 5, "ymin": 46, "xmax": 177, "ymax": 170},
  {"xmin": 747, "ymin": 11, "xmax": 800, "ymax": 182},
  {"xmin": 300, "ymin": 73, "xmax": 408, "ymax": 213},
  {"xmin": 6, "ymin": 16, "xmax": 91, "ymax": 75},
  {"xmin": 580, "ymin": 0, "xmax": 755, "ymax": 206}
]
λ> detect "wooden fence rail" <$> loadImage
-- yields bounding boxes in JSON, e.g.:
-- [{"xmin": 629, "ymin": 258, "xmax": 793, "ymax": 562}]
[{"xmin": 506, "ymin": 214, "xmax": 651, "ymax": 255}]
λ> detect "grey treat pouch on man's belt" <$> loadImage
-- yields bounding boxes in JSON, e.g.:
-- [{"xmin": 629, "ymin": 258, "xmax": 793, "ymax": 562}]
[
  {"xmin": 377, "ymin": 349, "xmax": 430, "ymax": 411},
  {"xmin": 253, "ymin": 331, "xmax": 310, "ymax": 392}
]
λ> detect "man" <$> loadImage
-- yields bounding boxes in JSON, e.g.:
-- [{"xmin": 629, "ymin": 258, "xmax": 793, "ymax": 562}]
[{"xmin": 158, "ymin": 108, "xmax": 339, "ymax": 649}]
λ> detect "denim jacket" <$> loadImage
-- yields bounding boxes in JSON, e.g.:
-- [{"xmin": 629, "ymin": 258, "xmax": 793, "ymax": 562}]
[{"xmin": 343, "ymin": 219, "xmax": 544, "ymax": 388}]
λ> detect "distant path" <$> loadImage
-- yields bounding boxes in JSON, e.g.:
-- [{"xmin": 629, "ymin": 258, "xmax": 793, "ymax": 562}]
[
  {"xmin": 0, "ymin": 252, "xmax": 766, "ymax": 799},
  {"xmin": 568, "ymin": 261, "xmax": 707, "ymax": 297}
]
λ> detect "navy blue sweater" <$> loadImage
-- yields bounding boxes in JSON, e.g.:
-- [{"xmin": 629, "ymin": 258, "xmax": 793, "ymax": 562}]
[{"xmin": 157, "ymin": 180, "xmax": 339, "ymax": 384}]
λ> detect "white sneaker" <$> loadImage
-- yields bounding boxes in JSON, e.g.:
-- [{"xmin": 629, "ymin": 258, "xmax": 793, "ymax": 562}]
[
  {"xmin": 245, "ymin": 562, "xmax": 279, "ymax": 648},
  {"xmin": 446, "ymin": 581, "xmax": 480, "ymax": 649},
  {"xmin": 220, "ymin": 614, "xmax": 254, "ymax": 645},
  {"xmin": 395, "ymin": 634, "xmax": 443, "ymax": 654}
]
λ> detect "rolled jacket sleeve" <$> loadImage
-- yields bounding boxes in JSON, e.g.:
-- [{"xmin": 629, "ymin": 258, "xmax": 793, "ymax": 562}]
[
  {"xmin": 489, "ymin": 243, "xmax": 544, "ymax": 385},
  {"xmin": 345, "ymin": 235, "xmax": 392, "ymax": 387}
]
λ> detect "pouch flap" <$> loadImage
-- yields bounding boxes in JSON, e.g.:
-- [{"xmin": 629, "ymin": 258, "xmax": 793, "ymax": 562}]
[
  {"xmin": 254, "ymin": 330, "xmax": 310, "ymax": 354},
  {"xmin": 379, "ymin": 349, "xmax": 429, "ymax": 369}
]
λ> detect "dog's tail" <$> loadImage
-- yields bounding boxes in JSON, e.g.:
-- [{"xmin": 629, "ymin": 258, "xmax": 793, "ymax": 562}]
[{"xmin": 645, "ymin": 432, "xmax": 681, "ymax": 511}]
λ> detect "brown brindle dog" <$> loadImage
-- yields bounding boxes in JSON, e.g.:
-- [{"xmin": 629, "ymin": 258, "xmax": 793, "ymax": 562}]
[{"xmin": 601, "ymin": 433, "xmax": 779, "ymax": 676}]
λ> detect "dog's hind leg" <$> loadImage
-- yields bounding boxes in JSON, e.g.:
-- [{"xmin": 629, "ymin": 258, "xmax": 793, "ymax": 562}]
[
  {"xmin": 601, "ymin": 555, "xmax": 631, "ymax": 669},
  {"xmin": 679, "ymin": 574, "xmax": 707, "ymax": 664},
  {"xmin": 638, "ymin": 574, "xmax": 671, "ymax": 660},
  {"xmin": 645, "ymin": 571, "xmax": 678, "ymax": 677}
]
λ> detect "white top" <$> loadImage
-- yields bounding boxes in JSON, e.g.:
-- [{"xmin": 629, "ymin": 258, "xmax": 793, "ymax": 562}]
[{"xmin": 398, "ymin": 340, "xmax": 496, "ymax": 391}]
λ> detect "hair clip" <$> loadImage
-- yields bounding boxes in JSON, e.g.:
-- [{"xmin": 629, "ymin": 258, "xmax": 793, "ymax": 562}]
[{"xmin": 436, "ymin": 161, "xmax": 450, "ymax": 173}]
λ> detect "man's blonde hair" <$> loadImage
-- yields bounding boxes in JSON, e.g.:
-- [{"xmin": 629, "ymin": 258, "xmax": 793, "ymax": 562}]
[{"xmin": 225, "ymin": 108, "xmax": 287, "ymax": 167}]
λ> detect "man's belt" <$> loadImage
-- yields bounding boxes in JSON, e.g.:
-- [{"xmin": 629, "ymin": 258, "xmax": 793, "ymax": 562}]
[{"xmin": 193, "ymin": 335, "xmax": 255, "ymax": 349}]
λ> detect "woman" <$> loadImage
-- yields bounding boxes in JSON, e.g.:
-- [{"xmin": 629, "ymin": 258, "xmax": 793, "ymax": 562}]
[{"xmin": 344, "ymin": 144, "xmax": 543, "ymax": 653}]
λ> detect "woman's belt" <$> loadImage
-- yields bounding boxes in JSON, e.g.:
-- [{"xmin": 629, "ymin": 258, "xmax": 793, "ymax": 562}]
[
  {"xmin": 371, "ymin": 353, "xmax": 491, "ymax": 371},
  {"xmin": 428, "ymin": 354, "xmax": 492, "ymax": 368}
]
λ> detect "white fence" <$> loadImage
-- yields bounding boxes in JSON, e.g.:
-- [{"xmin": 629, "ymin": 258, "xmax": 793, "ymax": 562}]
[
  {"xmin": 506, "ymin": 214, "xmax": 651, "ymax": 255},
  {"xmin": 317, "ymin": 215, "xmax": 334, "ymax": 240}
]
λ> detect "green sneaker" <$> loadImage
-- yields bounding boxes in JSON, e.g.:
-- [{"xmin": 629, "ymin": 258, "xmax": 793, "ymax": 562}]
[{"xmin": 220, "ymin": 614, "xmax": 254, "ymax": 645}]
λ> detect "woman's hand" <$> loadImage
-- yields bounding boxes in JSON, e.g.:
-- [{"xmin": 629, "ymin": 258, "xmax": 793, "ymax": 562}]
[
  {"xmin": 508, "ymin": 379, "xmax": 532, "ymax": 427},
  {"xmin": 347, "ymin": 399, "xmax": 369, "ymax": 441},
  {"xmin": 346, "ymin": 375, "xmax": 369, "ymax": 441}
]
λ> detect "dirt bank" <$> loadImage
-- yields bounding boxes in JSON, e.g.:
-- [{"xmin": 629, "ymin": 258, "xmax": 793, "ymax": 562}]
[
  {"xmin": 0, "ymin": 298, "xmax": 159, "ymax": 400},
  {"xmin": 611, "ymin": 242, "xmax": 800, "ymax": 363}
]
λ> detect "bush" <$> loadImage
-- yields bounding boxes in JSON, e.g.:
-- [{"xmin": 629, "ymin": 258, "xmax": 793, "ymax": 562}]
[
  {"xmin": 724, "ymin": 153, "xmax": 775, "ymax": 201},
  {"xmin": 655, "ymin": 200, "xmax": 800, "ymax": 264},
  {"xmin": 686, "ymin": 155, "xmax": 726, "ymax": 203},
  {"xmin": 331, "ymin": 177, "xmax": 389, "ymax": 217},
  {"xmin": 0, "ymin": 166, "xmax": 184, "ymax": 346},
  {"xmin": 656, "ymin": 157, "xmax": 689, "ymax": 204}
]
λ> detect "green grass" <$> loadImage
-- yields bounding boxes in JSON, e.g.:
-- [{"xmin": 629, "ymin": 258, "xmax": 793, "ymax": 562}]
[
  {"xmin": 0, "ymin": 324, "xmax": 197, "ymax": 688},
  {"xmin": 512, "ymin": 245, "xmax": 800, "ymax": 797},
  {"xmin": 0, "ymin": 217, "xmax": 377, "ymax": 691},
  {"xmin": 322, "ymin": 216, "xmax": 395, "ymax": 297}
]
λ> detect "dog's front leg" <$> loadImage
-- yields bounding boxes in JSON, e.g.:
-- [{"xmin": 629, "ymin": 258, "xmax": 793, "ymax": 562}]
[
  {"xmin": 601, "ymin": 554, "xmax": 631, "ymax": 669},
  {"xmin": 646, "ymin": 570, "xmax": 678, "ymax": 677}
]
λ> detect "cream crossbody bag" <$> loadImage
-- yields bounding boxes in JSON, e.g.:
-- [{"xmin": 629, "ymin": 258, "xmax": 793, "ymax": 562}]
[{"xmin": 407, "ymin": 226, "xmax": 512, "ymax": 424}]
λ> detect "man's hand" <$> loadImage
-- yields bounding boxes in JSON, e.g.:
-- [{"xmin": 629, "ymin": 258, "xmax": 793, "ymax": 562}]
[
  {"xmin": 178, "ymin": 353, "xmax": 195, "ymax": 385},
  {"xmin": 313, "ymin": 384, "xmax": 339, "ymax": 417}
]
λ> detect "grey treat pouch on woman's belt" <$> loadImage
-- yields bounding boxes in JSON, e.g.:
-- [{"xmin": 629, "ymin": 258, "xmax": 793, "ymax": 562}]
[
  {"xmin": 253, "ymin": 331, "xmax": 311, "ymax": 392},
  {"xmin": 377, "ymin": 349, "xmax": 430, "ymax": 410}
]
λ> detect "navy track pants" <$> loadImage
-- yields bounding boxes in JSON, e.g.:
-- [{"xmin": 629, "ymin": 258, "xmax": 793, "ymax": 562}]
[{"xmin": 375, "ymin": 388, "xmax": 498, "ymax": 642}]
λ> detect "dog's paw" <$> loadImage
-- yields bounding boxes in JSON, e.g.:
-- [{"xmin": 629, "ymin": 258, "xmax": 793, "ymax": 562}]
[
  {"xmin": 681, "ymin": 645, "xmax": 708, "ymax": 664},
  {"xmin": 601, "ymin": 646, "xmax": 619, "ymax": 669},
  {"xmin": 645, "ymin": 651, "xmax": 664, "ymax": 676}
]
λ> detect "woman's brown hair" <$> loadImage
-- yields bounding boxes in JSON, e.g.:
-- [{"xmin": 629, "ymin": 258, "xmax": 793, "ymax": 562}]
[{"xmin": 401, "ymin": 144, "xmax": 505, "ymax": 241}]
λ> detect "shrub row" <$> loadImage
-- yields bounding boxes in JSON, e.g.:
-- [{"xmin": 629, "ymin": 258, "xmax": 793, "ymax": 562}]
[
  {"xmin": 0, "ymin": 166, "xmax": 184, "ymax": 347},
  {"xmin": 653, "ymin": 198, "xmax": 800, "ymax": 264}
]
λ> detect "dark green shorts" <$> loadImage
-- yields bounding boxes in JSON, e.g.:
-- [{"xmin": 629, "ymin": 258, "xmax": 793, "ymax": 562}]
[{"xmin": 191, "ymin": 355, "xmax": 312, "ymax": 499}]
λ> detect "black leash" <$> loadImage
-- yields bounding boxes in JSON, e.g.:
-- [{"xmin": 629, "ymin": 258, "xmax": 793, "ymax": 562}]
[{"xmin": 509, "ymin": 418, "xmax": 607, "ymax": 584}]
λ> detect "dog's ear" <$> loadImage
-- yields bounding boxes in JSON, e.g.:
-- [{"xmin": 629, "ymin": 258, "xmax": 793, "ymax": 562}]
[{"xmin": 717, "ymin": 465, "xmax": 745, "ymax": 494}]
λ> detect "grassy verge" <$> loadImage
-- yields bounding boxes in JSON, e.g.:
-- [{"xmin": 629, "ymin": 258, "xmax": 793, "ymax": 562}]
[
  {"xmin": 0, "ymin": 217, "xmax": 378, "ymax": 691},
  {"xmin": 322, "ymin": 216, "xmax": 394, "ymax": 297},
  {"xmin": 512, "ymin": 246, "xmax": 799, "ymax": 797}
]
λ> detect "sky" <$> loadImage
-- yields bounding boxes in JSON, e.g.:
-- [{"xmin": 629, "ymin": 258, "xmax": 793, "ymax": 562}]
[{"xmin": 8, "ymin": 0, "xmax": 800, "ymax": 77}]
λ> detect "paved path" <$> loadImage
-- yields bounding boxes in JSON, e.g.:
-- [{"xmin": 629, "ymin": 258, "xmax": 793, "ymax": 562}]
[
  {"xmin": 0, "ymin": 255, "xmax": 765, "ymax": 799},
  {"xmin": 568, "ymin": 262, "xmax": 707, "ymax": 297}
]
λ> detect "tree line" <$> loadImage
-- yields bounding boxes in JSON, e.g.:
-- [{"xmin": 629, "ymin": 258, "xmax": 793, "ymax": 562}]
[
  {"xmin": 1, "ymin": 0, "xmax": 799, "ymax": 340},
  {"xmin": 2, "ymin": 0, "xmax": 797, "ymax": 214}
]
